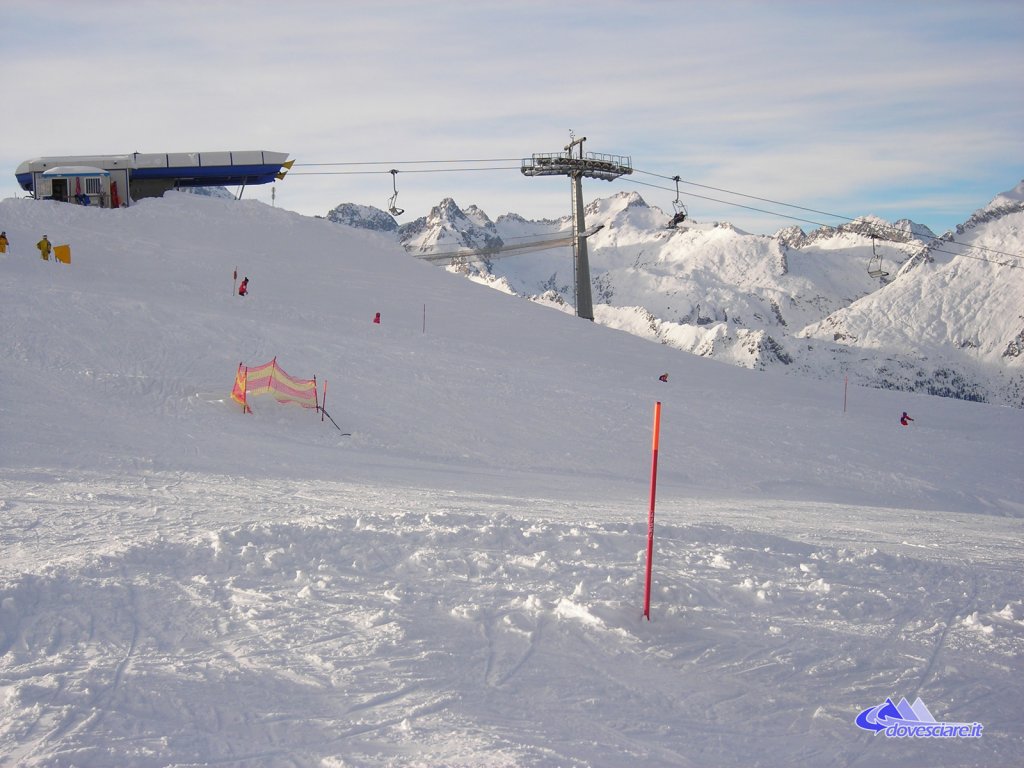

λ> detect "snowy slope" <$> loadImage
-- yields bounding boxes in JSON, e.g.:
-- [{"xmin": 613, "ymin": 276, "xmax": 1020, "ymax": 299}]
[
  {"xmin": 369, "ymin": 185, "xmax": 1024, "ymax": 407},
  {"xmin": 1, "ymin": 193, "xmax": 1022, "ymax": 767}
]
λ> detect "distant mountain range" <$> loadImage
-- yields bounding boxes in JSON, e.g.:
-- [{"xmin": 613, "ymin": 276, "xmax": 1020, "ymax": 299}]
[{"xmin": 324, "ymin": 182, "xmax": 1024, "ymax": 408}]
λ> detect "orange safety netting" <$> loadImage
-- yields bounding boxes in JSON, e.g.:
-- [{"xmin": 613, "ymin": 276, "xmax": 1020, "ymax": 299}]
[{"xmin": 231, "ymin": 357, "xmax": 318, "ymax": 414}]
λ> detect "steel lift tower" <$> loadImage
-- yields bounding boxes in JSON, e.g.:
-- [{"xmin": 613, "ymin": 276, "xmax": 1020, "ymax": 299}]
[{"xmin": 521, "ymin": 135, "xmax": 632, "ymax": 320}]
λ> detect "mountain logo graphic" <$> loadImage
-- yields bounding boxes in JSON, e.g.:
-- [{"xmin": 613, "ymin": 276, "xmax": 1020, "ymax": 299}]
[{"xmin": 855, "ymin": 697, "xmax": 983, "ymax": 738}]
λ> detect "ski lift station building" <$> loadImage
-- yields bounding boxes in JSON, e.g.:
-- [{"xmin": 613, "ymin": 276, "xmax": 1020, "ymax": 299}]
[{"xmin": 15, "ymin": 150, "xmax": 291, "ymax": 208}]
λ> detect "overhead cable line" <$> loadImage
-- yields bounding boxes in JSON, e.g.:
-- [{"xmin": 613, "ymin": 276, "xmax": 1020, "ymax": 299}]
[
  {"xmin": 633, "ymin": 168, "xmax": 1023, "ymax": 262},
  {"xmin": 417, "ymin": 235, "xmax": 576, "ymax": 263},
  {"xmin": 283, "ymin": 155, "xmax": 1022, "ymax": 267},
  {"xmin": 627, "ymin": 176, "xmax": 829, "ymax": 230},
  {"xmin": 635, "ymin": 168, "xmax": 865, "ymax": 226},
  {"xmin": 291, "ymin": 166, "xmax": 520, "ymax": 176},
  {"xmin": 294, "ymin": 158, "xmax": 521, "ymax": 167},
  {"xmin": 294, "ymin": 158, "xmax": 520, "ymax": 165},
  {"xmin": 625, "ymin": 176, "xmax": 1022, "ymax": 269}
]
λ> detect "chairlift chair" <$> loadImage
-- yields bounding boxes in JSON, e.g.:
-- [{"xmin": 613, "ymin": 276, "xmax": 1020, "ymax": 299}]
[
  {"xmin": 387, "ymin": 169, "xmax": 404, "ymax": 216},
  {"xmin": 668, "ymin": 206, "xmax": 689, "ymax": 228},
  {"xmin": 867, "ymin": 236, "xmax": 889, "ymax": 278},
  {"xmin": 667, "ymin": 175, "xmax": 687, "ymax": 228}
]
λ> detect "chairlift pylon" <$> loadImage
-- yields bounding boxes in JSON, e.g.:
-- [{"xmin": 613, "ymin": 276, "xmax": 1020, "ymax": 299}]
[
  {"xmin": 667, "ymin": 175, "xmax": 687, "ymax": 228},
  {"xmin": 867, "ymin": 236, "xmax": 889, "ymax": 278},
  {"xmin": 387, "ymin": 169, "xmax": 404, "ymax": 217}
]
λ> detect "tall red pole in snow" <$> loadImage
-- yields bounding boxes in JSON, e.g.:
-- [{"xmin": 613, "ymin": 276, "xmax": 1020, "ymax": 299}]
[{"xmin": 643, "ymin": 401, "xmax": 662, "ymax": 620}]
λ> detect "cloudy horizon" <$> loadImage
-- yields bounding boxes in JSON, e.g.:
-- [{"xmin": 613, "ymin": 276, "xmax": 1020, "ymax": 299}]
[{"xmin": 3, "ymin": 0, "xmax": 1022, "ymax": 234}]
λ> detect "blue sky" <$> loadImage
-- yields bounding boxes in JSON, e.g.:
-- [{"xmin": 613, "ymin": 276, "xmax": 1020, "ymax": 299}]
[{"xmin": 3, "ymin": 0, "xmax": 1022, "ymax": 234}]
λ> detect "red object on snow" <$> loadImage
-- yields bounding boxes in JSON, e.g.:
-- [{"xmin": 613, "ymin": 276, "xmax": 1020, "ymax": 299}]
[
  {"xmin": 238, "ymin": 277, "xmax": 249, "ymax": 296},
  {"xmin": 373, "ymin": 312, "xmax": 380, "ymax": 324},
  {"xmin": 900, "ymin": 411, "xmax": 913, "ymax": 426}
]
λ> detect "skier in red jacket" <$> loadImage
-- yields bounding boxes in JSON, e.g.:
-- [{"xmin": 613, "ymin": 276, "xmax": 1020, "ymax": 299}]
[
  {"xmin": 900, "ymin": 411, "xmax": 913, "ymax": 426},
  {"xmin": 238, "ymin": 277, "xmax": 249, "ymax": 297}
]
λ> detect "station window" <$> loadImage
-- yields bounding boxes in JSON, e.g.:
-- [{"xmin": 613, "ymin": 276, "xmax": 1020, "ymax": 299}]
[{"xmin": 85, "ymin": 177, "xmax": 102, "ymax": 194}]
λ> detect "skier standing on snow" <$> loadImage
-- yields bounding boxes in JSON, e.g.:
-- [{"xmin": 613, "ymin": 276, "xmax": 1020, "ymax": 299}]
[
  {"xmin": 238, "ymin": 277, "xmax": 249, "ymax": 297},
  {"xmin": 0, "ymin": 231, "xmax": 9, "ymax": 254},
  {"xmin": 900, "ymin": 411, "xmax": 914, "ymax": 426},
  {"xmin": 37, "ymin": 235, "xmax": 52, "ymax": 261}
]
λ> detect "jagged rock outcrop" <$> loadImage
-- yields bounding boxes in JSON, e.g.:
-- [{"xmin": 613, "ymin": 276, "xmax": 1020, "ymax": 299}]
[{"xmin": 326, "ymin": 203, "xmax": 399, "ymax": 232}]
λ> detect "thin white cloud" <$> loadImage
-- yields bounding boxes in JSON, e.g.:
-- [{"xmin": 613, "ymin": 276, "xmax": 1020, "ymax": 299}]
[{"xmin": 3, "ymin": 0, "xmax": 1021, "ymax": 233}]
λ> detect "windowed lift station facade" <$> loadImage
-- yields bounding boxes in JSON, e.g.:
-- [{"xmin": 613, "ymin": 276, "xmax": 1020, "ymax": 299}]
[{"xmin": 15, "ymin": 150, "xmax": 291, "ymax": 208}]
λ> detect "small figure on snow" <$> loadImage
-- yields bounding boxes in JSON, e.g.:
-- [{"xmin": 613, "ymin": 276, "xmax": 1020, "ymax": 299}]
[
  {"xmin": 238, "ymin": 277, "xmax": 249, "ymax": 297},
  {"xmin": 658, "ymin": 373, "xmax": 669, "ymax": 383},
  {"xmin": 37, "ymin": 235, "xmax": 51, "ymax": 261},
  {"xmin": 900, "ymin": 411, "xmax": 913, "ymax": 426},
  {"xmin": 0, "ymin": 231, "xmax": 9, "ymax": 254},
  {"xmin": 373, "ymin": 312, "xmax": 380, "ymax": 324}
]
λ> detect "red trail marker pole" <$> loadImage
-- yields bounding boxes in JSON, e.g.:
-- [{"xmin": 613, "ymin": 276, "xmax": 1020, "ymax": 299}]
[{"xmin": 643, "ymin": 401, "xmax": 662, "ymax": 620}]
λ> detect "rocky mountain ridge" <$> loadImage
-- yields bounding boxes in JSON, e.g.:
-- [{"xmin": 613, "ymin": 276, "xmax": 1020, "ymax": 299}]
[{"xmin": 324, "ymin": 182, "xmax": 1024, "ymax": 407}]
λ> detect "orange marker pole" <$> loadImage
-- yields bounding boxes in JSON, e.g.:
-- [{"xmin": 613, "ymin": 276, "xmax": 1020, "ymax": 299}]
[{"xmin": 643, "ymin": 401, "xmax": 662, "ymax": 620}]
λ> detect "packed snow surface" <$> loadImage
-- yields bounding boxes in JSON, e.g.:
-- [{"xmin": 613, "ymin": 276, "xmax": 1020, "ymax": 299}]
[{"xmin": 0, "ymin": 193, "xmax": 1022, "ymax": 767}]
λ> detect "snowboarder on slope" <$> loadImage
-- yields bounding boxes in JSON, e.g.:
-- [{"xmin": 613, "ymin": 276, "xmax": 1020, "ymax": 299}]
[
  {"xmin": 238, "ymin": 277, "xmax": 248, "ymax": 297},
  {"xmin": 900, "ymin": 411, "xmax": 913, "ymax": 426}
]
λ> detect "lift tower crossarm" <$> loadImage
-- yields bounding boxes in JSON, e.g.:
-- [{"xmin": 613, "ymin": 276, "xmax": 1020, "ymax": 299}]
[{"xmin": 520, "ymin": 151, "xmax": 633, "ymax": 182}]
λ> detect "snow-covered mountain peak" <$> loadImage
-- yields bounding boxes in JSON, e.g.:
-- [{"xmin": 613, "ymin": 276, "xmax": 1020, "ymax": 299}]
[
  {"xmin": 322, "ymin": 184, "xmax": 1024, "ymax": 407},
  {"xmin": 958, "ymin": 179, "xmax": 1024, "ymax": 235},
  {"xmin": 325, "ymin": 202, "xmax": 399, "ymax": 232},
  {"xmin": 990, "ymin": 179, "xmax": 1024, "ymax": 207},
  {"xmin": 399, "ymin": 197, "xmax": 502, "ymax": 254}
]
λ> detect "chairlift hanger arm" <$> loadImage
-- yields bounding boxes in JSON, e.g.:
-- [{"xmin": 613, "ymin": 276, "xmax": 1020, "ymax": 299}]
[{"xmin": 387, "ymin": 168, "xmax": 404, "ymax": 216}]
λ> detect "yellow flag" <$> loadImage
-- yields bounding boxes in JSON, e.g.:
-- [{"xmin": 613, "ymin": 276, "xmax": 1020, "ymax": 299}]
[
  {"xmin": 54, "ymin": 244, "xmax": 71, "ymax": 264},
  {"xmin": 276, "ymin": 159, "xmax": 295, "ymax": 180}
]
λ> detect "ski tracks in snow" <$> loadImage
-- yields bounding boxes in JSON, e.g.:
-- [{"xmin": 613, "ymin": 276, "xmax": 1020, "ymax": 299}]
[{"xmin": 0, "ymin": 471, "xmax": 1022, "ymax": 766}]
